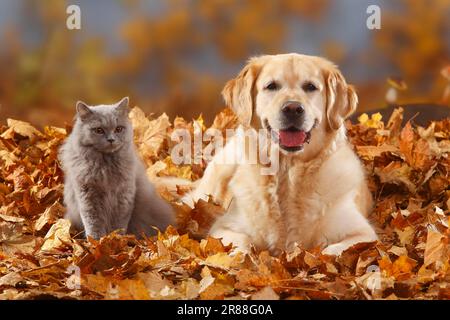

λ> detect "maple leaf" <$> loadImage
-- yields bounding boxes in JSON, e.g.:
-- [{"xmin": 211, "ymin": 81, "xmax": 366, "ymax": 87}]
[
  {"xmin": 374, "ymin": 161, "xmax": 416, "ymax": 193},
  {"xmin": 40, "ymin": 219, "xmax": 73, "ymax": 252},
  {"xmin": 175, "ymin": 197, "xmax": 224, "ymax": 238},
  {"xmin": 358, "ymin": 112, "xmax": 383, "ymax": 129},
  {"xmin": 399, "ymin": 121, "xmax": 415, "ymax": 166},
  {"xmin": 379, "ymin": 255, "xmax": 417, "ymax": 280},
  {"xmin": 1, "ymin": 106, "xmax": 450, "ymax": 300},
  {"xmin": 34, "ymin": 201, "xmax": 65, "ymax": 235},
  {"xmin": 356, "ymin": 144, "xmax": 399, "ymax": 160},
  {"xmin": 1, "ymin": 119, "xmax": 44, "ymax": 143},
  {"xmin": 202, "ymin": 251, "xmax": 243, "ymax": 270},
  {"xmin": 129, "ymin": 107, "xmax": 171, "ymax": 161},
  {"xmin": 0, "ymin": 150, "xmax": 19, "ymax": 168},
  {"xmin": 422, "ymin": 230, "xmax": 448, "ymax": 272},
  {"xmin": 82, "ymin": 274, "xmax": 150, "ymax": 300},
  {"xmin": 211, "ymin": 107, "xmax": 239, "ymax": 132}
]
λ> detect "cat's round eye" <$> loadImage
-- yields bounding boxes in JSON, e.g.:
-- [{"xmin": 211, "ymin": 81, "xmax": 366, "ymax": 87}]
[
  {"xmin": 115, "ymin": 126, "xmax": 125, "ymax": 133},
  {"xmin": 93, "ymin": 128, "xmax": 104, "ymax": 134},
  {"xmin": 265, "ymin": 81, "xmax": 280, "ymax": 91},
  {"xmin": 303, "ymin": 82, "xmax": 318, "ymax": 92}
]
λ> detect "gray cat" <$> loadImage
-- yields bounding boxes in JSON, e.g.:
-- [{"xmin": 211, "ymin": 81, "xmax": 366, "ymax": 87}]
[{"xmin": 59, "ymin": 97, "xmax": 175, "ymax": 239}]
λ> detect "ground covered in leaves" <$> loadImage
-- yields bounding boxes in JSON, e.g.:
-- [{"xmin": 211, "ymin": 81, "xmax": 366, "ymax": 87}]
[{"xmin": 0, "ymin": 107, "xmax": 449, "ymax": 300}]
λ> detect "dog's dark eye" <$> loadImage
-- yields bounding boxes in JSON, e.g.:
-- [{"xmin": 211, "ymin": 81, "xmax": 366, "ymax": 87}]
[
  {"xmin": 265, "ymin": 81, "xmax": 280, "ymax": 91},
  {"xmin": 93, "ymin": 127, "xmax": 105, "ymax": 134},
  {"xmin": 115, "ymin": 126, "xmax": 125, "ymax": 133},
  {"xmin": 303, "ymin": 82, "xmax": 318, "ymax": 92}
]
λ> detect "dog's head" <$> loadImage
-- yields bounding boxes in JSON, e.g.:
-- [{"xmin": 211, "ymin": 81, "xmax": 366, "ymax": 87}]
[{"xmin": 222, "ymin": 53, "xmax": 358, "ymax": 156}]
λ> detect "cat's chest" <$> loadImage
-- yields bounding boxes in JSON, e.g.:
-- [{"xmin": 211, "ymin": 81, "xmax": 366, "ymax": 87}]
[{"xmin": 78, "ymin": 153, "xmax": 136, "ymax": 187}]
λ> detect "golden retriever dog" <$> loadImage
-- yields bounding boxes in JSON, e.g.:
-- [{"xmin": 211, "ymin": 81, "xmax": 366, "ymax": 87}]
[{"xmin": 186, "ymin": 53, "xmax": 378, "ymax": 256}]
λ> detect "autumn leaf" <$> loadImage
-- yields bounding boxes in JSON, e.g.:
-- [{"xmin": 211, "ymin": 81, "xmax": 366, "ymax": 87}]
[
  {"xmin": 251, "ymin": 286, "xmax": 280, "ymax": 300},
  {"xmin": 356, "ymin": 144, "xmax": 399, "ymax": 160},
  {"xmin": 40, "ymin": 219, "xmax": 73, "ymax": 252},
  {"xmin": 129, "ymin": 107, "xmax": 171, "ymax": 160},
  {"xmin": 379, "ymin": 255, "xmax": 417, "ymax": 280},
  {"xmin": 202, "ymin": 251, "xmax": 243, "ymax": 270},
  {"xmin": 82, "ymin": 274, "xmax": 150, "ymax": 300},
  {"xmin": 34, "ymin": 201, "xmax": 65, "ymax": 235},
  {"xmin": 0, "ymin": 106, "xmax": 450, "ymax": 300},
  {"xmin": 374, "ymin": 161, "xmax": 416, "ymax": 193},
  {"xmin": 422, "ymin": 230, "xmax": 448, "ymax": 271},
  {"xmin": 211, "ymin": 107, "xmax": 239, "ymax": 132},
  {"xmin": 358, "ymin": 112, "xmax": 383, "ymax": 129},
  {"xmin": 1, "ymin": 119, "xmax": 44, "ymax": 142},
  {"xmin": 399, "ymin": 121, "xmax": 415, "ymax": 166}
]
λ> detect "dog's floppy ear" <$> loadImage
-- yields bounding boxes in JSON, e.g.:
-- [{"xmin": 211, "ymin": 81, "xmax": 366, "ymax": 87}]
[
  {"xmin": 222, "ymin": 58, "xmax": 263, "ymax": 127},
  {"xmin": 325, "ymin": 67, "xmax": 358, "ymax": 131}
]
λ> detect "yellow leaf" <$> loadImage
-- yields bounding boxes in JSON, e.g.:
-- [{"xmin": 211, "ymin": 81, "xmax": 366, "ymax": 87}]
[
  {"xmin": 388, "ymin": 246, "xmax": 408, "ymax": 257},
  {"xmin": 2, "ymin": 119, "xmax": 44, "ymax": 142},
  {"xmin": 34, "ymin": 201, "xmax": 65, "ymax": 234},
  {"xmin": 0, "ymin": 150, "xmax": 19, "ymax": 168},
  {"xmin": 161, "ymin": 156, "xmax": 193, "ymax": 180},
  {"xmin": 40, "ymin": 219, "xmax": 72, "ymax": 252},
  {"xmin": 146, "ymin": 160, "xmax": 167, "ymax": 179},
  {"xmin": 356, "ymin": 144, "xmax": 399, "ymax": 160},
  {"xmin": 44, "ymin": 126, "xmax": 67, "ymax": 139},
  {"xmin": 391, "ymin": 255, "xmax": 417, "ymax": 279},
  {"xmin": 358, "ymin": 112, "xmax": 383, "ymax": 128},
  {"xmin": 203, "ymin": 252, "xmax": 242, "ymax": 270},
  {"xmin": 395, "ymin": 226, "xmax": 415, "ymax": 246},
  {"xmin": 212, "ymin": 108, "xmax": 239, "ymax": 131},
  {"xmin": 199, "ymin": 274, "xmax": 215, "ymax": 294},
  {"xmin": 357, "ymin": 113, "xmax": 369, "ymax": 124},
  {"xmin": 194, "ymin": 114, "xmax": 206, "ymax": 131},
  {"xmin": 399, "ymin": 121, "xmax": 414, "ymax": 165},
  {"xmin": 0, "ymin": 214, "xmax": 24, "ymax": 223},
  {"xmin": 423, "ymin": 230, "xmax": 447, "ymax": 270},
  {"xmin": 82, "ymin": 274, "xmax": 150, "ymax": 300},
  {"xmin": 138, "ymin": 271, "xmax": 173, "ymax": 298},
  {"xmin": 129, "ymin": 107, "xmax": 171, "ymax": 159}
]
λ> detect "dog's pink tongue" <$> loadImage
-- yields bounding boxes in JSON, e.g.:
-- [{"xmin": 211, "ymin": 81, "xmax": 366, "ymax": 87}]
[{"xmin": 279, "ymin": 130, "xmax": 306, "ymax": 147}]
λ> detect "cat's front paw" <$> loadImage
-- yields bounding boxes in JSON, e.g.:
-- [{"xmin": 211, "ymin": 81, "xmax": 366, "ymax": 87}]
[
  {"xmin": 322, "ymin": 243, "xmax": 348, "ymax": 256},
  {"xmin": 85, "ymin": 229, "xmax": 107, "ymax": 240}
]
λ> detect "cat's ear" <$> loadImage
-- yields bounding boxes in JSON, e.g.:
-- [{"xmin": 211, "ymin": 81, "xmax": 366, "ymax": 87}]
[
  {"xmin": 116, "ymin": 97, "xmax": 129, "ymax": 115},
  {"xmin": 76, "ymin": 101, "xmax": 93, "ymax": 121}
]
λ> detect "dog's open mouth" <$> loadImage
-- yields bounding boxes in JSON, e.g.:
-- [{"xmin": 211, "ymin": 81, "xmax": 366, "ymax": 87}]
[{"xmin": 265, "ymin": 120, "xmax": 312, "ymax": 152}]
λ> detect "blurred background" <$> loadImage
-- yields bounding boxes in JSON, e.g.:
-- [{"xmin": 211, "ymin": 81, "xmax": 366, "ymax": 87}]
[{"xmin": 0, "ymin": 0, "xmax": 449, "ymax": 127}]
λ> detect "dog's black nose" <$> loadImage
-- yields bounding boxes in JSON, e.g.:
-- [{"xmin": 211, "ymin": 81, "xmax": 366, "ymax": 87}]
[{"xmin": 282, "ymin": 101, "xmax": 304, "ymax": 118}]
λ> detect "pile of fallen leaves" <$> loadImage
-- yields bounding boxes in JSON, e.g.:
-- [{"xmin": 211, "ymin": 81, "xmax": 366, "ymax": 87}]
[{"xmin": 0, "ymin": 106, "xmax": 449, "ymax": 300}]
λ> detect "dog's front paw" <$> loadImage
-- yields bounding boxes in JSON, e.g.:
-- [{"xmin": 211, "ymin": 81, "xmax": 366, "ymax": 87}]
[{"xmin": 322, "ymin": 243, "xmax": 347, "ymax": 256}]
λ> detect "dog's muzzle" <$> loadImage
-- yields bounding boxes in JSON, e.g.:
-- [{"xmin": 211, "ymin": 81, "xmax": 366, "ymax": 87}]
[{"xmin": 281, "ymin": 101, "xmax": 305, "ymax": 127}]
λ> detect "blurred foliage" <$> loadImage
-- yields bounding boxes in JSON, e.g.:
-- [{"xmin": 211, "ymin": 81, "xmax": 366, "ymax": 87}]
[
  {"xmin": 0, "ymin": 0, "xmax": 448, "ymax": 127},
  {"xmin": 368, "ymin": 0, "xmax": 450, "ymax": 106}
]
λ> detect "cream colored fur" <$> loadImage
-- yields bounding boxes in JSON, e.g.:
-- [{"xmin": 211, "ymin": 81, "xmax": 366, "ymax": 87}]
[{"xmin": 185, "ymin": 53, "xmax": 377, "ymax": 256}]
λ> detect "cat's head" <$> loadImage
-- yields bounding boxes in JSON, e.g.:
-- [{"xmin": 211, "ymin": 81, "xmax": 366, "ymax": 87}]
[{"xmin": 74, "ymin": 97, "xmax": 133, "ymax": 153}]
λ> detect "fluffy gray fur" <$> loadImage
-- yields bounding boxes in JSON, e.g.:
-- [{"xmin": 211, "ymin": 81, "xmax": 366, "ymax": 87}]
[{"xmin": 59, "ymin": 97, "xmax": 175, "ymax": 239}]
